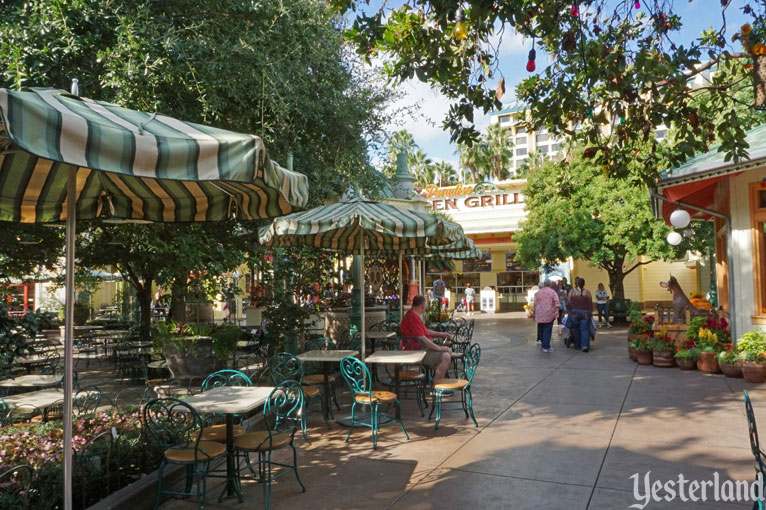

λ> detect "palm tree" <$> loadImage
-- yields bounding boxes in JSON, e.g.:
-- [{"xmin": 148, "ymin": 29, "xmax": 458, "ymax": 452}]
[
  {"xmin": 432, "ymin": 161, "xmax": 458, "ymax": 186},
  {"xmin": 381, "ymin": 130, "xmax": 417, "ymax": 177},
  {"xmin": 456, "ymin": 142, "xmax": 485, "ymax": 183},
  {"xmin": 482, "ymin": 123, "xmax": 514, "ymax": 181},
  {"xmin": 517, "ymin": 150, "xmax": 547, "ymax": 177},
  {"xmin": 409, "ymin": 149, "xmax": 435, "ymax": 187}
]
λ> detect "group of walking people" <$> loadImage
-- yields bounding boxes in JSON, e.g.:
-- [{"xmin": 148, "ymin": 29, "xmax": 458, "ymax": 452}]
[{"xmin": 532, "ymin": 277, "xmax": 612, "ymax": 354}]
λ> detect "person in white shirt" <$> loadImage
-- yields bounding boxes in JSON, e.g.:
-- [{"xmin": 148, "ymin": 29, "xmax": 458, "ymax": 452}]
[
  {"xmin": 595, "ymin": 283, "xmax": 612, "ymax": 328},
  {"xmin": 464, "ymin": 282, "xmax": 476, "ymax": 315}
]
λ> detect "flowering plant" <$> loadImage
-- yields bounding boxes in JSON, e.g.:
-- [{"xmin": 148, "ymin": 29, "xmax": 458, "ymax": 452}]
[
  {"xmin": 674, "ymin": 346, "xmax": 700, "ymax": 360},
  {"xmin": 628, "ymin": 315, "xmax": 654, "ymax": 335},
  {"xmin": 689, "ymin": 291, "xmax": 714, "ymax": 312},
  {"xmin": 651, "ymin": 332, "xmax": 674, "ymax": 352},
  {"xmin": 737, "ymin": 328, "xmax": 766, "ymax": 362},
  {"xmin": 716, "ymin": 344, "xmax": 739, "ymax": 365},
  {"xmin": 696, "ymin": 327, "xmax": 722, "ymax": 353},
  {"xmin": 734, "ymin": 21, "xmax": 766, "ymax": 56},
  {"xmin": 635, "ymin": 334, "xmax": 653, "ymax": 351}
]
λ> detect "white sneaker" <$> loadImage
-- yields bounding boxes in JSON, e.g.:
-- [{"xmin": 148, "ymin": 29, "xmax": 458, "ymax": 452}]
[{"xmin": 547, "ymin": 347, "xmax": 555, "ymax": 352}]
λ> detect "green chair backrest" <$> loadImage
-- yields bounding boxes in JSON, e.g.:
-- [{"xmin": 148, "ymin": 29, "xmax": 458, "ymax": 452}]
[
  {"xmin": 744, "ymin": 390, "xmax": 766, "ymax": 478},
  {"xmin": 340, "ymin": 356, "xmax": 373, "ymax": 399},
  {"xmin": 264, "ymin": 380, "xmax": 304, "ymax": 441},
  {"xmin": 143, "ymin": 397, "xmax": 202, "ymax": 453},
  {"xmin": 269, "ymin": 352, "xmax": 305, "ymax": 385},
  {"xmin": 463, "ymin": 343, "xmax": 481, "ymax": 385},
  {"xmin": 304, "ymin": 338, "xmax": 335, "ymax": 351},
  {"xmin": 201, "ymin": 369, "xmax": 252, "ymax": 391}
]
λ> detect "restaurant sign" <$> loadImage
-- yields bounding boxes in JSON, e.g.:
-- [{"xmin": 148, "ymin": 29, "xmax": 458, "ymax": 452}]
[{"xmin": 424, "ymin": 182, "xmax": 525, "ymax": 211}]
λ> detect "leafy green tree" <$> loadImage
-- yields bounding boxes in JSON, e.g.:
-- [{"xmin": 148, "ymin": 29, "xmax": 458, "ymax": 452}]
[
  {"xmin": 481, "ymin": 123, "xmax": 514, "ymax": 181},
  {"xmin": 408, "ymin": 149, "xmax": 435, "ymax": 187},
  {"xmin": 381, "ymin": 130, "xmax": 418, "ymax": 178},
  {"xmin": 334, "ymin": 0, "xmax": 763, "ymax": 178},
  {"xmin": 516, "ymin": 150, "xmax": 548, "ymax": 178},
  {"xmin": 515, "ymin": 149, "xmax": 676, "ymax": 299},
  {"xmin": 456, "ymin": 142, "xmax": 484, "ymax": 184},
  {"xmin": 0, "ymin": 225, "xmax": 64, "ymax": 280}
]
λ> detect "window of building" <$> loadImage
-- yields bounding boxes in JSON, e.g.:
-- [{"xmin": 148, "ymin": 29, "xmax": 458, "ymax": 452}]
[
  {"xmin": 656, "ymin": 129, "xmax": 667, "ymax": 139},
  {"xmin": 552, "ymin": 143, "xmax": 562, "ymax": 152},
  {"xmin": 516, "ymin": 147, "xmax": 527, "ymax": 156},
  {"xmin": 516, "ymin": 136, "xmax": 527, "ymax": 145},
  {"xmin": 536, "ymin": 133, "xmax": 549, "ymax": 143},
  {"xmin": 539, "ymin": 145, "xmax": 549, "ymax": 153},
  {"xmin": 516, "ymin": 126, "xmax": 526, "ymax": 134},
  {"xmin": 750, "ymin": 182, "xmax": 766, "ymax": 321},
  {"xmin": 499, "ymin": 115, "xmax": 511, "ymax": 123},
  {"xmin": 496, "ymin": 271, "xmax": 540, "ymax": 295}
]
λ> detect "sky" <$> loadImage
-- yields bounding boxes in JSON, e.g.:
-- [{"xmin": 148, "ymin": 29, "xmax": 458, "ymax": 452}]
[{"xmin": 354, "ymin": 1, "xmax": 750, "ymax": 171}]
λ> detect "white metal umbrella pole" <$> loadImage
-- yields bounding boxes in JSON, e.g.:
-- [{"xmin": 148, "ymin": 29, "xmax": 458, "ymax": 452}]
[
  {"xmin": 63, "ymin": 166, "xmax": 76, "ymax": 510},
  {"xmin": 360, "ymin": 233, "xmax": 366, "ymax": 361},
  {"xmin": 419, "ymin": 259, "xmax": 424, "ymax": 296},
  {"xmin": 398, "ymin": 252, "xmax": 403, "ymax": 321}
]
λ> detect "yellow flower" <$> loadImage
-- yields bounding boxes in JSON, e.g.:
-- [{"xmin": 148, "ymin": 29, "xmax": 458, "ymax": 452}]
[
  {"xmin": 756, "ymin": 43, "xmax": 766, "ymax": 55},
  {"xmin": 743, "ymin": 24, "xmax": 753, "ymax": 36}
]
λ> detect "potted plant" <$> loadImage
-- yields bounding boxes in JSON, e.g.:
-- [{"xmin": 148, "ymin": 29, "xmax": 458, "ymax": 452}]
[
  {"xmin": 153, "ymin": 321, "xmax": 241, "ymax": 384},
  {"xmin": 695, "ymin": 326, "xmax": 723, "ymax": 374},
  {"xmin": 651, "ymin": 333, "xmax": 675, "ymax": 368},
  {"xmin": 627, "ymin": 303, "xmax": 654, "ymax": 343},
  {"xmin": 628, "ymin": 338, "xmax": 639, "ymax": 361},
  {"xmin": 674, "ymin": 347, "xmax": 699, "ymax": 370},
  {"xmin": 635, "ymin": 334, "xmax": 653, "ymax": 365},
  {"xmin": 717, "ymin": 344, "xmax": 743, "ymax": 378},
  {"xmin": 737, "ymin": 329, "xmax": 766, "ymax": 383}
]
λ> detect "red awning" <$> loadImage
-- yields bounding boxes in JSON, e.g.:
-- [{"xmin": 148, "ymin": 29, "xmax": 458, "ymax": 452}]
[{"xmin": 659, "ymin": 173, "xmax": 740, "ymax": 224}]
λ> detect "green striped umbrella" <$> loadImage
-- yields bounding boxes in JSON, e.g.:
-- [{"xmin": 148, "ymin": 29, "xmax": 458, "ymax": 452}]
[
  {"xmin": 0, "ymin": 88, "xmax": 308, "ymax": 223},
  {"xmin": 258, "ymin": 197, "xmax": 464, "ymax": 253},
  {"xmin": 259, "ymin": 197, "xmax": 472, "ymax": 359},
  {"xmin": 0, "ymin": 86, "xmax": 308, "ymax": 510}
]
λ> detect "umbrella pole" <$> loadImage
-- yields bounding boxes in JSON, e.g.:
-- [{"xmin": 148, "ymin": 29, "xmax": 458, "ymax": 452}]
[
  {"xmin": 398, "ymin": 252, "xmax": 403, "ymax": 322},
  {"xmin": 360, "ymin": 235, "xmax": 366, "ymax": 362},
  {"xmin": 419, "ymin": 258, "xmax": 424, "ymax": 296},
  {"xmin": 63, "ymin": 166, "xmax": 76, "ymax": 510}
]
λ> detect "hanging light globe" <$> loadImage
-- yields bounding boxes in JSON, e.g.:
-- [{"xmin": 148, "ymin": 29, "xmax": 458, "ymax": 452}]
[
  {"xmin": 666, "ymin": 231, "xmax": 683, "ymax": 246},
  {"xmin": 670, "ymin": 209, "xmax": 691, "ymax": 229}
]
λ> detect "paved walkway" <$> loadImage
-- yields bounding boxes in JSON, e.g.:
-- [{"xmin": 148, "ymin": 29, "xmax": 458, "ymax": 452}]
[{"xmin": 159, "ymin": 314, "xmax": 759, "ymax": 509}]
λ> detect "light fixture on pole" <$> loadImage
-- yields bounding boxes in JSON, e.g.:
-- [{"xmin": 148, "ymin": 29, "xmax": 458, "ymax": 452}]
[
  {"xmin": 666, "ymin": 230, "xmax": 682, "ymax": 246},
  {"xmin": 670, "ymin": 208, "xmax": 691, "ymax": 229},
  {"xmin": 231, "ymin": 270, "xmax": 240, "ymax": 324}
]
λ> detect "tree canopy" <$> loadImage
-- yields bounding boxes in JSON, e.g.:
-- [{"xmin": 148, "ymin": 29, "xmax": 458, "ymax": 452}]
[
  {"xmin": 514, "ymin": 148, "xmax": 676, "ymax": 299},
  {"xmin": 334, "ymin": 0, "xmax": 766, "ymax": 180}
]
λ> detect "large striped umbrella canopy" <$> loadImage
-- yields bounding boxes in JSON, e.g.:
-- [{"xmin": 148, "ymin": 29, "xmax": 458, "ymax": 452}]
[
  {"xmin": 0, "ymin": 88, "xmax": 308, "ymax": 223},
  {"xmin": 258, "ymin": 197, "xmax": 465, "ymax": 253},
  {"xmin": 0, "ymin": 86, "xmax": 308, "ymax": 510}
]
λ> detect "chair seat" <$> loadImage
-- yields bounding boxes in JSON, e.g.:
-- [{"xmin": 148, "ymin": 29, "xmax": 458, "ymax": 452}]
[
  {"xmin": 355, "ymin": 390, "xmax": 397, "ymax": 404},
  {"xmin": 164, "ymin": 441, "xmax": 226, "ymax": 463},
  {"xmin": 146, "ymin": 378, "xmax": 168, "ymax": 387},
  {"xmin": 234, "ymin": 430, "xmax": 291, "ymax": 451},
  {"xmin": 302, "ymin": 385, "xmax": 320, "ymax": 397},
  {"xmin": 303, "ymin": 374, "xmax": 335, "ymax": 385},
  {"xmin": 399, "ymin": 370, "xmax": 425, "ymax": 381},
  {"xmin": 199, "ymin": 423, "xmax": 246, "ymax": 442},
  {"xmin": 450, "ymin": 352, "xmax": 464, "ymax": 359},
  {"xmin": 434, "ymin": 379, "xmax": 469, "ymax": 391}
]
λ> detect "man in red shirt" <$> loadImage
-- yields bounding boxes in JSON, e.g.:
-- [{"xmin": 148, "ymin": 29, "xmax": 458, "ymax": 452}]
[{"xmin": 400, "ymin": 295, "xmax": 453, "ymax": 381}]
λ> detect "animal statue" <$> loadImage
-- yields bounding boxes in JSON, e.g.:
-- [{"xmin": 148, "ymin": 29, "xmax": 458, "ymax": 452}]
[{"xmin": 659, "ymin": 276, "xmax": 707, "ymax": 323}]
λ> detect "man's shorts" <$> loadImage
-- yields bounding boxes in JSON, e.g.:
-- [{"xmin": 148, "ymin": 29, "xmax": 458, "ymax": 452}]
[{"xmin": 423, "ymin": 349, "xmax": 447, "ymax": 369}]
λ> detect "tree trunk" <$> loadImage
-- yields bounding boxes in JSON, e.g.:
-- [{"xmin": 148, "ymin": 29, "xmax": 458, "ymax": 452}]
[
  {"xmin": 607, "ymin": 269, "xmax": 626, "ymax": 300},
  {"xmin": 168, "ymin": 277, "xmax": 188, "ymax": 323},
  {"xmin": 136, "ymin": 281, "xmax": 153, "ymax": 341}
]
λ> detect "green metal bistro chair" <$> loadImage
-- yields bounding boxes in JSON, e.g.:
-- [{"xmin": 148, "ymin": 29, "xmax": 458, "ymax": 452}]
[
  {"xmin": 73, "ymin": 385, "xmax": 103, "ymax": 416},
  {"xmin": 744, "ymin": 390, "xmax": 766, "ymax": 510},
  {"xmin": 340, "ymin": 356, "xmax": 409, "ymax": 449},
  {"xmin": 0, "ymin": 397, "xmax": 9, "ymax": 426},
  {"xmin": 429, "ymin": 343, "xmax": 481, "ymax": 430},
  {"xmin": 234, "ymin": 381, "xmax": 307, "ymax": 510},
  {"xmin": 198, "ymin": 369, "xmax": 253, "ymax": 443},
  {"xmin": 302, "ymin": 338, "xmax": 341, "ymax": 414},
  {"xmin": 143, "ymin": 397, "xmax": 226, "ymax": 510},
  {"xmin": 269, "ymin": 352, "xmax": 329, "ymax": 437}
]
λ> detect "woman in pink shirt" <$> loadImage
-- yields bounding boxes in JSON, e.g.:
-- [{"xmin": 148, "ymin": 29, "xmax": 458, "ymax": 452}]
[{"xmin": 534, "ymin": 280, "xmax": 560, "ymax": 353}]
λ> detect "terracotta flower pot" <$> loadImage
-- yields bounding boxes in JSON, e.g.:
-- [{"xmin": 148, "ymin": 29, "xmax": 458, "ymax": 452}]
[
  {"xmin": 676, "ymin": 357, "xmax": 696, "ymax": 370},
  {"xmin": 718, "ymin": 359, "xmax": 743, "ymax": 378},
  {"xmin": 697, "ymin": 351, "xmax": 722, "ymax": 374},
  {"xmin": 636, "ymin": 349, "xmax": 653, "ymax": 365},
  {"xmin": 652, "ymin": 348, "xmax": 674, "ymax": 368},
  {"xmin": 742, "ymin": 361, "xmax": 766, "ymax": 383},
  {"xmin": 628, "ymin": 344, "xmax": 638, "ymax": 361}
]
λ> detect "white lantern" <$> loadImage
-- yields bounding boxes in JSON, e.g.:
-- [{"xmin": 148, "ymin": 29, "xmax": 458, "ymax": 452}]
[
  {"xmin": 670, "ymin": 209, "xmax": 691, "ymax": 229},
  {"xmin": 666, "ymin": 231, "xmax": 683, "ymax": 246}
]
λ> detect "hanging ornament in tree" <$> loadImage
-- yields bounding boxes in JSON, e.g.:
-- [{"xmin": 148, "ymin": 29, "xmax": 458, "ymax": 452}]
[
  {"xmin": 634, "ymin": 0, "xmax": 640, "ymax": 8},
  {"xmin": 571, "ymin": 4, "xmax": 579, "ymax": 16},
  {"xmin": 454, "ymin": 7, "xmax": 467, "ymax": 40},
  {"xmin": 526, "ymin": 48, "xmax": 536, "ymax": 72}
]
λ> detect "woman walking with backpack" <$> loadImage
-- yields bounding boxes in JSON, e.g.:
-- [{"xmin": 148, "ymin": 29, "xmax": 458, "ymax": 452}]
[{"xmin": 568, "ymin": 277, "xmax": 593, "ymax": 352}]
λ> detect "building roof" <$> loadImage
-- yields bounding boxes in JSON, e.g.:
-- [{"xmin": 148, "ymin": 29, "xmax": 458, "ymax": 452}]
[
  {"xmin": 658, "ymin": 123, "xmax": 766, "ymax": 188},
  {"xmin": 489, "ymin": 100, "xmax": 528, "ymax": 116}
]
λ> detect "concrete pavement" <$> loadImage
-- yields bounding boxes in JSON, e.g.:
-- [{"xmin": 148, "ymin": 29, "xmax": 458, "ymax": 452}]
[{"xmin": 159, "ymin": 313, "xmax": 759, "ymax": 509}]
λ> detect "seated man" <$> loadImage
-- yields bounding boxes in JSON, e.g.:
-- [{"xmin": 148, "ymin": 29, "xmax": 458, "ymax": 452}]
[{"xmin": 399, "ymin": 295, "xmax": 453, "ymax": 381}]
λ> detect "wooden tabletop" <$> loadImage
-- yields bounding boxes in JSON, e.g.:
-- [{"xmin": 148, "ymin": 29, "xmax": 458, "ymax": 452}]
[
  {"xmin": 3, "ymin": 388, "xmax": 64, "ymax": 408},
  {"xmin": 365, "ymin": 350, "xmax": 426, "ymax": 364},
  {"xmin": 0, "ymin": 374, "xmax": 63, "ymax": 388},
  {"xmin": 297, "ymin": 350, "xmax": 359, "ymax": 363},
  {"xmin": 184, "ymin": 386, "xmax": 274, "ymax": 415}
]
